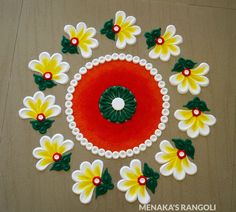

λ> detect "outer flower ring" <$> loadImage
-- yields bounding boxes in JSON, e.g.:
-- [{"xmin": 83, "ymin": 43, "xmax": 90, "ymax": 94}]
[
  {"xmin": 99, "ymin": 86, "xmax": 137, "ymax": 123},
  {"xmin": 65, "ymin": 53, "xmax": 170, "ymax": 159}
]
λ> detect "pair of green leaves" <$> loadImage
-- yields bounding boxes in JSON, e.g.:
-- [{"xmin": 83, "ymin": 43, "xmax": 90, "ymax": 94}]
[
  {"xmin": 33, "ymin": 74, "xmax": 57, "ymax": 91},
  {"xmin": 61, "ymin": 36, "xmax": 79, "ymax": 54},
  {"xmin": 30, "ymin": 119, "xmax": 54, "ymax": 134},
  {"xmin": 144, "ymin": 28, "xmax": 161, "ymax": 49},
  {"xmin": 100, "ymin": 19, "xmax": 116, "ymax": 41},
  {"xmin": 143, "ymin": 163, "xmax": 160, "ymax": 194},
  {"xmin": 172, "ymin": 138, "xmax": 195, "ymax": 159},
  {"xmin": 95, "ymin": 168, "xmax": 114, "ymax": 198},
  {"xmin": 50, "ymin": 153, "xmax": 72, "ymax": 171},
  {"xmin": 184, "ymin": 97, "xmax": 210, "ymax": 112},
  {"xmin": 172, "ymin": 58, "xmax": 197, "ymax": 72}
]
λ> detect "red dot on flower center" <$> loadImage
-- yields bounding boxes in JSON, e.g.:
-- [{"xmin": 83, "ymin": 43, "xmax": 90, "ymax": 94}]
[
  {"xmin": 192, "ymin": 108, "xmax": 201, "ymax": 117},
  {"xmin": 52, "ymin": 152, "xmax": 62, "ymax": 161},
  {"xmin": 36, "ymin": 113, "xmax": 45, "ymax": 122},
  {"xmin": 177, "ymin": 150, "xmax": 186, "ymax": 159},
  {"xmin": 182, "ymin": 68, "xmax": 191, "ymax": 77},
  {"xmin": 112, "ymin": 24, "xmax": 121, "ymax": 33},
  {"xmin": 70, "ymin": 37, "xmax": 79, "ymax": 46},
  {"xmin": 43, "ymin": 72, "xmax": 53, "ymax": 80},
  {"xmin": 92, "ymin": 176, "xmax": 102, "ymax": 186},
  {"xmin": 155, "ymin": 37, "xmax": 165, "ymax": 45},
  {"xmin": 137, "ymin": 175, "xmax": 147, "ymax": 185}
]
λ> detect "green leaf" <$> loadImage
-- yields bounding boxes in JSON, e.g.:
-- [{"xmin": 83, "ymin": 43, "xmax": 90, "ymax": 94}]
[
  {"xmin": 33, "ymin": 74, "xmax": 57, "ymax": 91},
  {"xmin": 185, "ymin": 59, "xmax": 197, "ymax": 69},
  {"xmin": 50, "ymin": 152, "xmax": 72, "ymax": 171},
  {"xmin": 172, "ymin": 58, "xmax": 197, "ymax": 72},
  {"xmin": 146, "ymin": 178, "xmax": 158, "ymax": 194},
  {"xmin": 101, "ymin": 168, "xmax": 112, "ymax": 185},
  {"xmin": 61, "ymin": 36, "xmax": 79, "ymax": 54},
  {"xmin": 95, "ymin": 184, "xmax": 108, "ymax": 198},
  {"xmin": 30, "ymin": 119, "xmax": 54, "ymax": 134},
  {"xmin": 172, "ymin": 62, "xmax": 184, "ymax": 72},
  {"xmin": 183, "ymin": 97, "xmax": 210, "ymax": 112},
  {"xmin": 172, "ymin": 138, "xmax": 195, "ymax": 159},
  {"xmin": 100, "ymin": 19, "xmax": 116, "ymax": 41},
  {"xmin": 143, "ymin": 163, "xmax": 159, "ymax": 179},
  {"xmin": 104, "ymin": 19, "xmax": 113, "ymax": 30},
  {"xmin": 151, "ymin": 28, "xmax": 161, "ymax": 38}
]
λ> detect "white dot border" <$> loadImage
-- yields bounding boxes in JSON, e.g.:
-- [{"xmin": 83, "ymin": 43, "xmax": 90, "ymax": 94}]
[{"xmin": 65, "ymin": 54, "xmax": 170, "ymax": 159}]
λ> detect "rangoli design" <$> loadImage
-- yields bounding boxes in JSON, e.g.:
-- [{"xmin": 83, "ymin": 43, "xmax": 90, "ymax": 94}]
[
  {"xmin": 72, "ymin": 160, "xmax": 114, "ymax": 204},
  {"xmin": 18, "ymin": 91, "xmax": 61, "ymax": 134},
  {"xmin": 101, "ymin": 11, "xmax": 141, "ymax": 49},
  {"xmin": 32, "ymin": 134, "xmax": 74, "ymax": 171},
  {"xmin": 28, "ymin": 52, "xmax": 70, "ymax": 91},
  {"xmin": 18, "ymin": 9, "xmax": 216, "ymax": 205}
]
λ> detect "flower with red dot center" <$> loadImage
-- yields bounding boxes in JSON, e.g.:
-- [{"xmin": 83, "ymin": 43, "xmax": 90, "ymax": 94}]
[
  {"xmin": 192, "ymin": 108, "xmax": 201, "ymax": 117},
  {"xmin": 137, "ymin": 175, "xmax": 147, "ymax": 185},
  {"xmin": 155, "ymin": 37, "xmax": 165, "ymax": 45},
  {"xmin": 182, "ymin": 68, "xmax": 191, "ymax": 77},
  {"xmin": 52, "ymin": 152, "xmax": 62, "ymax": 161},
  {"xmin": 36, "ymin": 113, "xmax": 45, "ymax": 122},
  {"xmin": 43, "ymin": 72, "xmax": 53, "ymax": 80},
  {"xmin": 112, "ymin": 24, "xmax": 121, "ymax": 33},
  {"xmin": 70, "ymin": 37, "xmax": 79, "ymax": 46},
  {"xmin": 92, "ymin": 176, "xmax": 102, "ymax": 186},
  {"xmin": 177, "ymin": 150, "xmax": 186, "ymax": 159}
]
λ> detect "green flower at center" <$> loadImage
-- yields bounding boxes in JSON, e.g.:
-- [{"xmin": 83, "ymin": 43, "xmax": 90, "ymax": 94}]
[{"xmin": 99, "ymin": 86, "xmax": 137, "ymax": 123}]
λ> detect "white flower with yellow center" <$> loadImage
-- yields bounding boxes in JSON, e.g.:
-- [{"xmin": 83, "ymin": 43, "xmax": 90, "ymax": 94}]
[
  {"xmin": 64, "ymin": 22, "xmax": 98, "ymax": 58},
  {"xmin": 169, "ymin": 58, "xmax": 209, "ymax": 95},
  {"xmin": 117, "ymin": 159, "xmax": 159, "ymax": 204},
  {"xmin": 19, "ymin": 91, "xmax": 61, "ymax": 121},
  {"xmin": 101, "ymin": 11, "xmax": 141, "ymax": 49},
  {"xmin": 146, "ymin": 25, "xmax": 183, "ymax": 61},
  {"xmin": 155, "ymin": 140, "xmax": 197, "ymax": 181},
  {"xmin": 174, "ymin": 97, "xmax": 216, "ymax": 138},
  {"xmin": 72, "ymin": 160, "xmax": 114, "ymax": 204},
  {"xmin": 28, "ymin": 52, "xmax": 70, "ymax": 85},
  {"xmin": 32, "ymin": 134, "xmax": 74, "ymax": 171}
]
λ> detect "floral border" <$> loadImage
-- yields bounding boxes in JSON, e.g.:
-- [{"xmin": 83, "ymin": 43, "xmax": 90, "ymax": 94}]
[{"xmin": 65, "ymin": 53, "xmax": 170, "ymax": 159}]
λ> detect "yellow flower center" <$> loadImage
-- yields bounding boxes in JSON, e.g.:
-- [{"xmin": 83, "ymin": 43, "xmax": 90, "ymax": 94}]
[
  {"xmin": 137, "ymin": 175, "xmax": 147, "ymax": 186},
  {"xmin": 112, "ymin": 24, "xmax": 121, "ymax": 33},
  {"xmin": 36, "ymin": 113, "xmax": 45, "ymax": 122},
  {"xmin": 92, "ymin": 176, "xmax": 102, "ymax": 186},
  {"xmin": 155, "ymin": 37, "xmax": 165, "ymax": 45},
  {"xmin": 182, "ymin": 68, "xmax": 191, "ymax": 77},
  {"xmin": 43, "ymin": 72, "xmax": 53, "ymax": 80},
  {"xmin": 177, "ymin": 150, "xmax": 186, "ymax": 159},
  {"xmin": 70, "ymin": 37, "xmax": 79, "ymax": 46}
]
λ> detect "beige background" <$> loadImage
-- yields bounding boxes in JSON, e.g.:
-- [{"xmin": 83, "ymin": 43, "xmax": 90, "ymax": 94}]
[{"xmin": 0, "ymin": 0, "xmax": 235, "ymax": 211}]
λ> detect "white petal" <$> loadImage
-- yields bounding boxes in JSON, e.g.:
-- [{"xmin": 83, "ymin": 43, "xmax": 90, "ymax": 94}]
[
  {"xmin": 131, "ymin": 25, "xmax": 141, "ymax": 35},
  {"xmin": 169, "ymin": 45, "xmax": 181, "ymax": 56},
  {"xmin": 130, "ymin": 159, "xmax": 142, "ymax": 173},
  {"xmin": 125, "ymin": 35, "xmax": 137, "ymax": 45},
  {"xmin": 174, "ymin": 109, "xmax": 192, "ymax": 121},
  {"xmin": 138, "ymin": 187, "xmax": 151, "ymax": 204},
  {"xmin": 87, "ymin": 38, "xmax": 99, "ymax": 48},
  {"xmin": 18, "ymin": 108, "xmax": 34, "ymax": 119},
  {"xmin": 35, "ymin": 158, "xmax": 51, "ymax": 171},
  {"xmin": 79, "ymin": 186, "xmax": 95, "ymax": 204},
  {"xmin": 115, "ymin": 11, "xmax": 126, "ymax": 25},
  {"xmin": 64, "ymin": 25, "xmax": 76, "ymax": 38},
  {"xmin": 45, "ymin": 105, "xmax": 61, "ymax": 118},
  {"xmin": 52, "ymin": 134, "xmax": 64, "ymax": 145},
  {"xmin": 92, "ymin": 159, "xmax": 103, "ymax": 176},
  {"xmin": 76, "ymin": 22, "xmax": 87, "ymax": 33},
  {"xmin": 160, "ymin": 51, "xmax": 171, "ymax": 62},
  {"xmin": 160, "ymin": 140, "xmax": 174, "ymax": 153},
  {"xmin": 43, "ymin": 95, "xmax": 56, "ymax": 107},
  {"xmin": 123, "ymin": 15, "xmax": 136, "ymax": 26},
  {"xmin": 117, "ymin": 179, "xmax": 132, "ymax": 192},
  {"xmin": 202, "ymin": 114, "xmax": 216, "ymax": 126},
  {"xmin": 58, "ymin": 62, "xmax": 70, "ymax": 73},
  {"xmin": 51, "ymin": 53, "xmax": 63, "ymax": 64},
  {"xmin": 39, "ymin": 52, "xmax": 50, "ymax": 62},
  {"xmin": 164, "ymin": 25, "xmax": 176, "ymax": 39},
  {"xmin": 23, "ymin": 96, "xmax": 35, "ymax": 108},
  {"xmin": 183, "ymin": 159, "xmax": 197, "ymax": 175},
  {"xmin": 173, "ymin": 167, "xmax": 186, "ymax": 181},
  {"xmin": 61, "ymin": 140, "xmax": 74, "ymax": 153},
  {"xmin": 199, "ymin": 124, "xmax": 210, "ymax": 136},
  {"xmin": 116, "ymin": 38, "xmax": 126, "ymax": 49},
  {"xmin": 39, "ymin": 135, "xmax": 51, "ymax": 149},
  {"xmin": 177, "ymin": 80, "xmax": 189, "ymax": 94},
  {"xmin": 189, "ymin": 82, "xmax": 201, "ymax": 95},
  {"xmin": 80, "ymin": 161, "xmax": 92, "ymax": 172},
  {"xmin": 85, "ymin": 27, "xmax": 96, "ymax": 38},
  {"xmin": 125, "ymin": 186, "xmax": 138, "ymax": 202},
  {"xmin": 72, "ymin": 182, "xmax": 82, "ymax": 194},
  {"xmin": 160, "ymin": 162, "xmax": 175, "ymax": 176},
  {"xmin": 28, "ymin": 60, "xmax": 42, "ymax": 74},
  {"xmin": 32, "ymin": 147, "xmax": 44, "ymax": 159},
  {"xmin": 54, "ymin": 73, "xmax": 69, "ymax": 84},
  {"xmin": 155, "ymin": 152, "xmax": 169, "ymax": 164},
  {"xmin": 33, "ymin": 91, "xmax": 45, "ymax": 102},
  {"xmin": 169, "ymin": 73, "xmax": 184, "ymax": 86},
  {"xmin": 187, "ymin": 127, "xmax": 200, "ymax": 138},
  {"xmin": 169, "ymin": 35, "xmax": 183, "ymax": 44},
  {"xmin": 79, "ymin": 47, "xmax": 92, "ymax": 59},
  {"xmin": 192, "ymin": 62, "xmax": 209, "ymax": 75}
]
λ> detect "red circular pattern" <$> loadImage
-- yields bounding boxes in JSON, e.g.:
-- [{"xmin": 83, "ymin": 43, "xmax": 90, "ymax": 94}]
[
  {"xmin": 70, "ymin": 37, "xmax": 79, "ymax": 46},
  {"xmin": 43, "ymin": 72, "xmax": 53, "ymax": 80},
  {"xmin": 112, "ymin": 25, "xmax": 121, "ymax": 33},
  {"xmin": 52, "ymin": 152, "xmax": 62, "ymax": 161},
  {"xmin": 177, "ymin": 150, "xmax": 186, "ymax": 159},
  {"xmin": 182, "ymin": 68, "xmax": 191, "ymax": 77},
  {"xmin": 156, "ymin": 37, "xmax": 165, "ymax": 45},
  {"xmin": 72, "ymin": 60, "xmax": 163, "ymax": 151},
  {"xmin": 137, "ymin": 176, "xmax": 147, "ymax": 185},
  {"xmin": 92, "ymin": 176, "xmax": 102, "ymax": 186},
  {"xmin": 36, "ymin": 113, "xmax": 45, "ymax": 122},
  {"xmin": 192, "ymin": 108, "xmax": 201, "ymax": 117}
]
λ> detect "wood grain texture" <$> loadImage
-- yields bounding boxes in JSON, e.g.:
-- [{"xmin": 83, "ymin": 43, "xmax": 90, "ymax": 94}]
[{"xmin": 0, "ymin": 0, "xmax": 235, "ymax": 212}]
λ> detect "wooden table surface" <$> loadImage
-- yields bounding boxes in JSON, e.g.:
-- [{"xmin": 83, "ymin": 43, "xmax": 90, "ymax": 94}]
[{"xmin": 0, "ymin": 0, "xmax": 235, "ymax": 211}]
